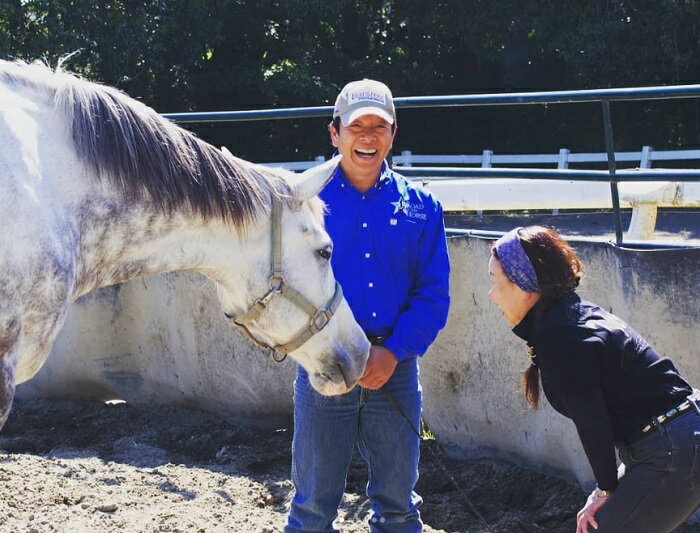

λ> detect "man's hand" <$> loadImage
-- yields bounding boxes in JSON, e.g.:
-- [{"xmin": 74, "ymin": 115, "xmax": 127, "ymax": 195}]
[
  {"xmin": 576, "ymin": 489, "xmax": 611, "ymax": 532},
  {"xmin": 358, "ymin": 345, "xmax": 398, "ymax": 389}
]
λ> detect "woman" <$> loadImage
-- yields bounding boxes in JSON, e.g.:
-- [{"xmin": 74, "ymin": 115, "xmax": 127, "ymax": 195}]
[{"xmin": 488, "ymin": 225, "xmax": 700, "ymax": 533}]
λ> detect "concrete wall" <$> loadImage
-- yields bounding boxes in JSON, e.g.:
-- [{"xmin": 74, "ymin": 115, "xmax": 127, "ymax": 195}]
[
  {"xmin": 421, "ymin": 236, "xmax": 700, "ymax": 487},
  {"xmin": 16, "ymin": 235, "xmax": 700, "ymax": 487},
  {"xmin": 16, "ymin": 273, "xmax": 296, "ymax": 427}
]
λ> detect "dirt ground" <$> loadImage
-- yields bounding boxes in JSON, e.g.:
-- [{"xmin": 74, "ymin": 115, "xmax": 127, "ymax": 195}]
[{"xmin": 0, "ymin": 399, "xmax": 697, "ymax": 533}]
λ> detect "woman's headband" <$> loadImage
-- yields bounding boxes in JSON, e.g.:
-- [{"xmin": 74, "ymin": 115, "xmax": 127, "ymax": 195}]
[{"xmin": 494, "ymin": 228, "xmax": 540, "ymax": 293}]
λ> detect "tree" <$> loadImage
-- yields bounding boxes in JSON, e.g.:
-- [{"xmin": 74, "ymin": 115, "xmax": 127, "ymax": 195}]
[{"xmin": 2, "ymin": 0, "xmax": 698, "ymax": 160}]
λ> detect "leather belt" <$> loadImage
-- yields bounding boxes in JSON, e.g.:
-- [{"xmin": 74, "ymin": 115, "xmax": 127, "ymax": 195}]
[
  {"xmin": 629, "ymin": 393, "xmax": 698, "ymax": 443},
  {"xmin": 367, "ymin": 335, "xmax": 387, "ymax": 346}
]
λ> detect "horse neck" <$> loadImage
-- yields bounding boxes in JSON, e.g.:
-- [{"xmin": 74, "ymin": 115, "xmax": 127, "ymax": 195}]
[{"xmin": 73, "ymin": 199, "xmax": 263, "ymax": 298}]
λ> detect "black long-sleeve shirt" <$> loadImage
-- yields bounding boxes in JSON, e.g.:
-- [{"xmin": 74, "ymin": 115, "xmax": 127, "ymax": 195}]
[{"xmin": 513, "ymin": 293, "xmax": 693, "ymax": 491}]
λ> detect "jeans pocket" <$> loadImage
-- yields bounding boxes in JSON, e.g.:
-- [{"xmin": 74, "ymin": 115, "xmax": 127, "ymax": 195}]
[
  {"xmin": 690, "ymin": 441, "xmax": 700, "ymax": 489},
  {"xmin": 627, "ymin": 431, "xmax": 674, "ymax": 471}
]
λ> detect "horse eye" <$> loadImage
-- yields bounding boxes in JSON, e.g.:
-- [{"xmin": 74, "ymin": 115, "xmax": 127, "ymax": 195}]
[{"xmin": 317, "ymin": 247, "xmax": 332, "ymax": 261}]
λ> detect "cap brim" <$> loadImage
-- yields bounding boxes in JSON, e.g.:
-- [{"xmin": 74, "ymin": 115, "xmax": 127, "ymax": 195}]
[{"xmin": 340, "ymin": 107, "xmax": 394, "ymax": 126}]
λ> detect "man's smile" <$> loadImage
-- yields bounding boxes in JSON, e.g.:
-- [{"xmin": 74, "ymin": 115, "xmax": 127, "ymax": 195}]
[{"xmin": 354, "ymin": 147, "xmax": 378, "ymax": 158}]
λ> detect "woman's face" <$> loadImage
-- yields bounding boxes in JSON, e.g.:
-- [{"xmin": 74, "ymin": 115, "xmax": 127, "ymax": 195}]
[{"xmin": 488, "ymin": 255, "xmax": 540, "ymax": 326}]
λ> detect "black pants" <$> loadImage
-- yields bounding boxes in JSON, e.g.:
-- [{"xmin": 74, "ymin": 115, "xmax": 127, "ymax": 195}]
[{"xmin": 596, "ymin": 405, "xmax": 700, "ymax": 532}]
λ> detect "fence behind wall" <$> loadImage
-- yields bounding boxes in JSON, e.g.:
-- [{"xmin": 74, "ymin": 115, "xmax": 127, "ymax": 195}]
[
  {"xmin": 258, "ymin": 146, "xmax": 700, "ymax": 241},
  {"xmin": 163, "ymin": 84, "xmax": 700, "ymax": 248}
]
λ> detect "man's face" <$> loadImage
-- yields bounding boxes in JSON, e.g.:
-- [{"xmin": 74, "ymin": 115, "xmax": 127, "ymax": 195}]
[{"xmin": 329, "ymin": 114, "xmax": 395, "ymax": 179}]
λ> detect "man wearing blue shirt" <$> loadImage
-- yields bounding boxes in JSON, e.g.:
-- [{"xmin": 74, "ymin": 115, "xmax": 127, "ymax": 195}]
[{"xmin": 285, "ymin": 79, "xmax": 450, "ymax": 533}]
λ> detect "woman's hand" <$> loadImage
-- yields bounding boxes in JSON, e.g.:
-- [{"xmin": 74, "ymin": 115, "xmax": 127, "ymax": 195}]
[{"xmin": 576, "ymin": 489, "xmax": 611, "ymax": 532}]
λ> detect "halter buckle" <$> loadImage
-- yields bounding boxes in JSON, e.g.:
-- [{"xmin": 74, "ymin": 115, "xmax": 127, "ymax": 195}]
[{"xmin": 311, "ymin": 308, "xmax": 332, "ymax": 332}]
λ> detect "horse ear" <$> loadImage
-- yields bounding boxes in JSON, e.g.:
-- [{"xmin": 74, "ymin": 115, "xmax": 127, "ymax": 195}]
[{"xmin": 291, "ymin": 155, "xmax": 342, "ymax": 202}]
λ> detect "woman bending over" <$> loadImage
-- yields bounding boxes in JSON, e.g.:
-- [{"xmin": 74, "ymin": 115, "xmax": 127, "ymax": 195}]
[{"xmin": 488, "ymin": 226, "xmax": 700, "ymax": 533}]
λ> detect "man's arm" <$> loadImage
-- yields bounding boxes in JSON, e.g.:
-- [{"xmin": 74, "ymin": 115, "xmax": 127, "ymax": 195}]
[{"xmin": 383, "ymin": 200, "xmax": 451, "ymax": 362}]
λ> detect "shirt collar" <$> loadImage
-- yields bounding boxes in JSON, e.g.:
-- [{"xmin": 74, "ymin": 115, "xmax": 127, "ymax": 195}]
[
  {"xmin": 512, "ymin": 293, "xmax": 581, "ymax": 343},
  {"xmin": 377, "ymin": 161, "xmax": 392, "ymax": 188},
  {"xmin": 331, "ymin": 159, "xmax": 393, "ymax": 191},
  {"xmin": 512, "ymin": 307, "xmax": 537, "ymax": 343}
]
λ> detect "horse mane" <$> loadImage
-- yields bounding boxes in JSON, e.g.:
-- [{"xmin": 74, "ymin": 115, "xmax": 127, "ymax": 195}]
[{"xmin": 0, "ymin": 58, "xmax": 290, "ymax": 229}]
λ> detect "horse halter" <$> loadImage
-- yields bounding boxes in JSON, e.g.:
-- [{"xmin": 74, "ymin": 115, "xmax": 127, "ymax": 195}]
[{"xmin": 226, "ymin": 198, "xmax": 343, "ymax": 362}]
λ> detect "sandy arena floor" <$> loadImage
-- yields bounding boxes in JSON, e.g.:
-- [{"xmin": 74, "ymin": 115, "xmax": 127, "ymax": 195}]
[{"xmin": 0, "ymin": 399, "xmax": 698, "ymax": 533}]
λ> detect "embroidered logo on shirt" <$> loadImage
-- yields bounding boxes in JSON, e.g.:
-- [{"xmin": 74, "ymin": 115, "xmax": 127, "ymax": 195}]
[{"xmin": 390, "ymin": 196, "xmax": 426, "ymax": 220}]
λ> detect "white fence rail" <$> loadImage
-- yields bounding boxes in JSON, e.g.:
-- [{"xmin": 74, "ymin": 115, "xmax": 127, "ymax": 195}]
[{"xmin": 263, "ymin": 147, "xmax": 700, "ymax": 240}]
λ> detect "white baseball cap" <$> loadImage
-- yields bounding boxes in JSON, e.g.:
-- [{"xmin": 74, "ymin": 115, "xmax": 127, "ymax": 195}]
[{"xmin": 333, "ymin": 79, "xmax": 396, "ymax": 126}]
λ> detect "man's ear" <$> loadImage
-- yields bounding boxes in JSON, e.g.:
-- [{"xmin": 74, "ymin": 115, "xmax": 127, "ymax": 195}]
[{"xmin": 328, "ymin": 121, "xmax": 339, "ymax": 148}]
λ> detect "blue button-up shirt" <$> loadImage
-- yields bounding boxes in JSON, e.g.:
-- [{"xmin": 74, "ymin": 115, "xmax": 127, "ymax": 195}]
[{"xmin": 320, "ymin": 162, "xmax": 450, "ymax": 361}]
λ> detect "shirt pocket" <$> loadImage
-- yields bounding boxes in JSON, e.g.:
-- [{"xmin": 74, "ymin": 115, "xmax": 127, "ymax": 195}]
[{"xmin": 388, "ymin": 215, "xmax": 424, "ymax": 255}]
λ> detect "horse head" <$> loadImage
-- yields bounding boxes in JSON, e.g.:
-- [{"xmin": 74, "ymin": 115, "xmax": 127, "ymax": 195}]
[{"xmin": 216, "ymin": 153, "xmax": 370, "ymax": 395}]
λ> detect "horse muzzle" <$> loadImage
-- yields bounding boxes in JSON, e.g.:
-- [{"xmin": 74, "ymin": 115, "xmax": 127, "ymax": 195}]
[{"xmin": 308, "ymin": 344, "xmax": 369, "ymax": 396}]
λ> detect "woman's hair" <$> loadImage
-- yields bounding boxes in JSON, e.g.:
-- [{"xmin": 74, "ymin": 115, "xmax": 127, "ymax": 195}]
[{"xmin": 493, "ymin": 226, "xmax": 583, "ymax": 408}]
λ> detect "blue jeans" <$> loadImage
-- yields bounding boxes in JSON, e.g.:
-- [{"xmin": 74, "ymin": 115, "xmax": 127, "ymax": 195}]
[
  {"xmin": 596, "ymin": 402, "xmax": 700, "ymax": 532},
  {"xmin": 285, "ymin": 357, "xmax": 423, "ymax": 533}
]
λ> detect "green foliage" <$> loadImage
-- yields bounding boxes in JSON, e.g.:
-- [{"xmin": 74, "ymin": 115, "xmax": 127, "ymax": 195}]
[{"xmin": 1, "ymin": 1, "xmax": 699, "ymax": 160}]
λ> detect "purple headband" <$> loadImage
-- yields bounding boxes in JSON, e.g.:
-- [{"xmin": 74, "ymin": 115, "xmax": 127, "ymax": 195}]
[{"xmin": 494, "ymin": 228, "xmax": 540, "ymax": 293}]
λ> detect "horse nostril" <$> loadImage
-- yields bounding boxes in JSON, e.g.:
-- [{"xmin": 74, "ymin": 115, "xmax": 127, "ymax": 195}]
[{"xmin": 336, "ymin": 361, "xmax": 353, "ymax": 388}]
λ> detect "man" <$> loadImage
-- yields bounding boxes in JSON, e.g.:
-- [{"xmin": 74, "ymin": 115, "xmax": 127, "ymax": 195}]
[{"xmin": 285, "ymin": 79, "xmax": 450, "ymax": 533}]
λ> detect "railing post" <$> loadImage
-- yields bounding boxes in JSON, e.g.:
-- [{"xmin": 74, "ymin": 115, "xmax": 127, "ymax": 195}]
[
  {"xmin": 552, "ymin": 148, "xmax": 571, "ymax": 215},
  {"xmin": 626, "ymin": 145, "xmax": 657, "ymax": 240},
  {"xmin": 557, "ymin": 148, "xmax": 570, "ymax": 169},
  {"xmin": 601, "ymin": 101, "xmax": 624, "ymax": 245},
  {"xmin": 476, "ymin": 150, "xmax": 493, "ymax": 216},
  {"xmin": 401, "ymin": 150, "xmax": 413, "ymax": 167}
]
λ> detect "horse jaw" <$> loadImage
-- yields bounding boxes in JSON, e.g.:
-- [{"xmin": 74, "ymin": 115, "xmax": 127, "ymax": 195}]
[
  {"xmin": 214, "ymin": 294, "xmax": 369, "ymax": 396},
  {"xmin": 215, "ymin": 261, "xmax": 370, "ymax": 396},
  {"xmin": 212, "ymin": 204, "xmax": 369, "ymax": 396}
]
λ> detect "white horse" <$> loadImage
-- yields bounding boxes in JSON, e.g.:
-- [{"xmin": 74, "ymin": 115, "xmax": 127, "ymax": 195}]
[{"xmin": 0, "ymin": 59, "xmax": 369, "ymax": 430}]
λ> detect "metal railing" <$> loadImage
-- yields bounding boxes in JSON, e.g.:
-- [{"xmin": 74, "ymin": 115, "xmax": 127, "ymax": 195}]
[
  {"xmin": 163, "ymin": 84, "xmax": 700, "ymax": 248},
  {"xmin": 394, "ymin": 147, "xmax": 700, "ymax": 168}
]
